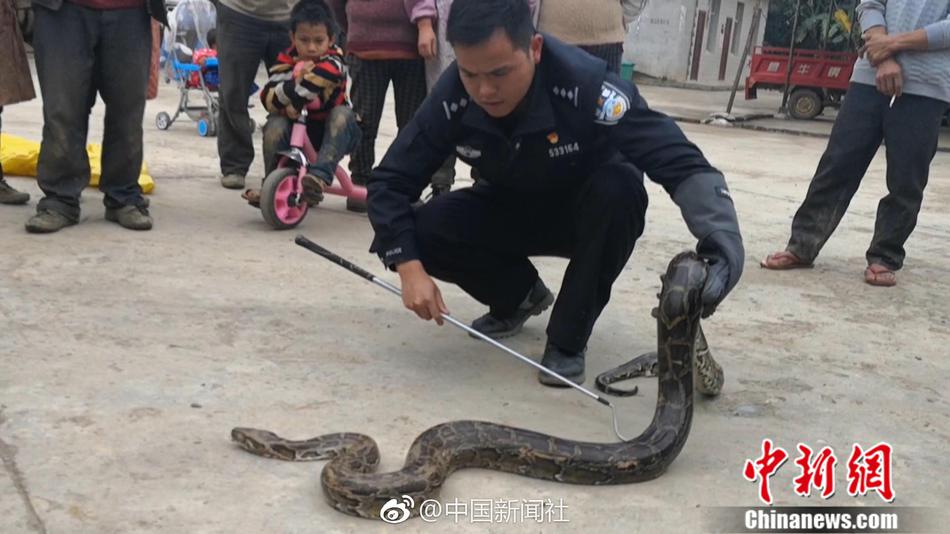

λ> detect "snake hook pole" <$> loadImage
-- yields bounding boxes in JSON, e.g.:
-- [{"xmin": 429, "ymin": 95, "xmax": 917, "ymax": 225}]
[{"xmin": 294, "ymin": 235, "xmax": 634, "ymax": 442}]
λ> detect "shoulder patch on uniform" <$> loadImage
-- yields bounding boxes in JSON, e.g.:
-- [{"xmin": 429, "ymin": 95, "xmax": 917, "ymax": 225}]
[
  {"xmin": 594, "ymin": 81, "xmax": 630, "ymax": 125},
  {"xmin": 551, "ymin": 85, "xmax": 580, "ymax": 108}
]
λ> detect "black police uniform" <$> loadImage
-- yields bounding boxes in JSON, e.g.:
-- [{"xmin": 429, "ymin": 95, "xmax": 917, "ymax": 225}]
[{"xmin": 367, "ymin": 35, "xmax": 743, "ymax": 354}]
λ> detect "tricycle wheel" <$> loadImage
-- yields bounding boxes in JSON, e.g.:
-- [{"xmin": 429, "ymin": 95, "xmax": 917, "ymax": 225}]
[
  {"xmin": 788, "ymin": 89, "xmax": 823, "ymax": 120},
  {"xmin": 260, "ymin": 167, "xmax": 309, "ymax": 230}
]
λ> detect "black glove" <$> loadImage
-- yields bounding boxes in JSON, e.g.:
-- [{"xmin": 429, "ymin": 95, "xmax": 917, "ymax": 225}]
[{"xmin": 672, "ymin": 172, "xmax": 744, "ymax": 317}]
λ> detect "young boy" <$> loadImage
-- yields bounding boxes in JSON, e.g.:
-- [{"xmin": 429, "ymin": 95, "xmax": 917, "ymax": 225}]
[{"xmin": 244, "ymin": 0, "xmax": 359, "ymax": 206}]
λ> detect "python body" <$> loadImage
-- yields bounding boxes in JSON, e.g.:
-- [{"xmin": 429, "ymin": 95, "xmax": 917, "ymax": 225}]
[{"xmin": 232, "ymin": 252, "xmax": 709, "ymax": 520}]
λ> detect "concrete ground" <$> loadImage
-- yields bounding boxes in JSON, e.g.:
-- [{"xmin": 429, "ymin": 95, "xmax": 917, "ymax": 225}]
[
  {"xmin": 2, "ymin": 67, "xmax": 949, "ymax": 534},
  {"xmin": 634, "ymin": 77, "xmax": 950, "ymax": 151}
]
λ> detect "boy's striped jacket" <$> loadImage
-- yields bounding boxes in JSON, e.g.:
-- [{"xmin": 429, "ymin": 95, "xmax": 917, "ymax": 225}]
[{"xmin": 260, "ymin": 45, "xmax": 350, "ymax": 120}]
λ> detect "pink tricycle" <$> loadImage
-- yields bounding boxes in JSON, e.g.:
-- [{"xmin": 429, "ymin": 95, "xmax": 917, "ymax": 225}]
[{"xmin": 258, "ymin": 106, "xmax": 366, "ymax": 230}]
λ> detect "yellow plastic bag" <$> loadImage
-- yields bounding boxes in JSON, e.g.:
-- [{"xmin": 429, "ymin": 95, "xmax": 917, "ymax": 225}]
[{"xmin": 0, "ymin": 133, "xmax": 154, "ymax": 194}]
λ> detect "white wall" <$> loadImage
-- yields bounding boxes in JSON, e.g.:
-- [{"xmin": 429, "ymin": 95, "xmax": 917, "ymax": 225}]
[
  {"xmin": 624, "ymin": 0, "xmax": 769, "ymax": 85},
  {"xmin": 690, "ymin": 0, "xmax": 769, "ymax": 85},
  {"xmin": 623, "ymin": 0, "xmax": 694, "ymax": 80}
]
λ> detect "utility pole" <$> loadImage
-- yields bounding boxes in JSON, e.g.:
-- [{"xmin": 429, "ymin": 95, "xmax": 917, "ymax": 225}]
[{"xmin": 779, "ymin": 0, "xmax": 802, "ymax": 114}]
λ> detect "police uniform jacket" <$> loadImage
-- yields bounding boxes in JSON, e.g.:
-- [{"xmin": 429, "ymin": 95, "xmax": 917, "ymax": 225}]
[{"xmin": 368, "ymin": 34, "xmax": 739, "ymax": 273}]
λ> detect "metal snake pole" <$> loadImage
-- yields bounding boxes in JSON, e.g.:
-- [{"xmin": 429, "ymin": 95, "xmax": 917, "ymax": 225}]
[{"xmin": 294, "ymin": 234, "xmax": 633, "ymax": 442}]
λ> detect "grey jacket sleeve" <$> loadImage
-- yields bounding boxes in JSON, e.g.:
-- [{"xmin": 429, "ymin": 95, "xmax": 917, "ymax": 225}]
[
  {"xmin": 925, "ymin": 9, "xmax": 950, "ymax": 50},
  {"xmin": 857, "ymin": 0, "xmax": 887, "ymax": 32}
]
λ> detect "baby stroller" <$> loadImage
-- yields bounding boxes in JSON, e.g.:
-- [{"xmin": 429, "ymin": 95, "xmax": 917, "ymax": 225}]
[{"xmin": 155, "ymin": 0, "xmax": 221, "ymax": 136}]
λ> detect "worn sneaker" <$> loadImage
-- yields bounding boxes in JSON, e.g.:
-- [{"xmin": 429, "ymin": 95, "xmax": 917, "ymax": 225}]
[
  {"xmin": 25, "ymin": 209, "xmax": 76, "ymax": 233},
  {"xmin": 538, "ymin": 341, "xmax": 586, "ymax": 386},
  {"xmin": 302, "ymin": 172, "xmax": 327, "ymax": 206},
  {"xmin": 220, "ymin": 174, "xmax": 245, "ymax": 190},
  {"xmin": 105, "ymin": 204, "xmax": 153, "ymax": 230},
  {"xmin": 469, "ymin": 278, "xmax": 554, "ymax": 339},
  {"xmin": 0, "ymin": 179, "xmax": 30, "ymax": 205}
]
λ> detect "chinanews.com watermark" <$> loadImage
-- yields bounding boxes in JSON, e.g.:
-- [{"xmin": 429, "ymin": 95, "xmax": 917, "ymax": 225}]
[
  {"xmin": 703, "ymin": 439, "xmax": 941, "ymax": 533},
  {"xmin": 378, "ymin": 439, "xmax": 942, "ymax": 530}
]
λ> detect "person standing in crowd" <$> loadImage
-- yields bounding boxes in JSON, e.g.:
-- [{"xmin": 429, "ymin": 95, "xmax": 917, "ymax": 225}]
[
  {"xmin": 24, "ymin": 0, "xmax": 167, "ymax": 233},
  {"xmin": 326, "ymin": 0, "xmax": 432, "ymax": 212},
  {"xmin": 0, "ymin": 0, "xmax": 34, "ymax": 205},
  {"xmin": 536, "ymin": 0, "xmax": 627, "ymax": 74},
  {"xmin": 216, "ymin": 0, "xmax": 294, "ymax": 191},
  {"xmin": 761, "ymin": 0, "xmax": 950, "ymax": 287}
]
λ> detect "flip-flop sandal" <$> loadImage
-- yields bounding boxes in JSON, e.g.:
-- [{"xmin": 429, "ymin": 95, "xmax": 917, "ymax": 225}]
[
  {"xmin": 760, "ymin": 250, "xmax": 812, "ymax": 270},
  {"xmin": 864, "ymin": 264, "xmax": 897, "ymax": 287},
  {"xmin": 242, "ymin": 188, "xmax": 261, "ymax": 208}
]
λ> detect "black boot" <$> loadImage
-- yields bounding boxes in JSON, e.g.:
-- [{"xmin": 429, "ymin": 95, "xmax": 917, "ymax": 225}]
[
  {"xmin": 538, "ymin": 341, "xmax": 586, "ymax": 387},
  {"xmin": 470, "ymin": 278, "xmax": 554, "ymax": 339}
]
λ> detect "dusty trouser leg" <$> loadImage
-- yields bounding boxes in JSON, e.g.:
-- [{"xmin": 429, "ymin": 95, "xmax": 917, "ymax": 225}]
[
  {"xmin": 309, "ymin": 107, "xmax": 360, "ymax": 186},
  {"xmin": 866, "ymin": 94, "xmax": 949, "ymax": 270},
  {"xmin": 32, "ymin": 2, "xmax": 98, "ymax": 221},
  {"xmin": 786, "ymin": 83, "xmax": 887, "ymax": 263},
  {"xmin": 216, "ymin": 4, "xmax": 289, "ymax": 178},
  {"xmin": 262, "ymin": 114, "xmax": 292, "ymax": 177},
  {"xmin": 96, "ymin": 6, "xmax": 152, "ymax": 210}
]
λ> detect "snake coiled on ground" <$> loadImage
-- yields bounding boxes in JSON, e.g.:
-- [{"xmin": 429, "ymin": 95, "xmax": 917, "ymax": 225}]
[{"xmin": 232, "ymin": 251, "xmax": 708, "ymax": 520}]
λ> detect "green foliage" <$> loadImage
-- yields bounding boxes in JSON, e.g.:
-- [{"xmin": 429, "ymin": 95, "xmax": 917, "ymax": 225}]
[{"xmin": 764, "ymin": 0, "xmax": 862, "ymax": 51}]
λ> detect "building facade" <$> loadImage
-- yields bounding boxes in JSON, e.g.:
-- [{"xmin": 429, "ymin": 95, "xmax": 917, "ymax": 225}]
[{"xmin": 624, "ymin": 0, "xmax": 770, "ymax": 86}]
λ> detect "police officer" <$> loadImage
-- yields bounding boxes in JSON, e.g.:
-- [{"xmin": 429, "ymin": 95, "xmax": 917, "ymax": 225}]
[{"xmin": 367, "ymin": 0, "xmax": 744, "ymax": 387}]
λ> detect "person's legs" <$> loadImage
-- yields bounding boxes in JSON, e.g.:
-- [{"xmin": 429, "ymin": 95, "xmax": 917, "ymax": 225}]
[
  {"xmin": 865, "ymin": 94, "xmax": 949, "ymax": 279},
  {"xmin": 762, "ymin": 84, "xmax": 886, "ymax": 266},
  {"xmin": 96, "ymin": 6, "xmax": 152, "ymax": 230},
  {"xmin": 261, "ymin": 113, "xmax": 293, "ymax": 177},
  {"xmin": 30, "ymin": 3, "xmax": 98, "ymax": 227},
  {"xmin": 579, "ymin": 43, "xmax": 623, "ymax": 74},
  {"xmin": 348, "ymin": 58, "xmax": 390, "ymax": 185},
  {"xmin": 415, "ymin": 183, "xmax": 579, "ymax": 320},
  {"xmin": 0, "ymin": 109, "xmax": 31, "ymax": 205},
  {"xmin": 263, "ymin": 22, "xmax": 291, "ymax": 71},
  {"xmin": 309, "ymin": 106, "xmax": 361, "ymax": 185},
  {"xmin": 347, "ymin": 57, "xmax": 391, "ymax": 211},
  {"xmin": 391, "ymin": 58, "xmax": 427, "ymax": 129},
  {"xmin": 216, "ymin": 5, "xmax": 269, "ymax": 187},
  {"xmin": 545, "ymin": 157, "xmax": 647, "ymax": 354}
]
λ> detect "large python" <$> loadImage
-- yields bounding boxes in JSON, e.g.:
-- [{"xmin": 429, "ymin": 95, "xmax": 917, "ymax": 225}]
[
  {"xmin": 232, "ymin": 252, "xmax": 708, "ymax": 521},
  {"xmin": 594, "ymin": 322, "xmax": 724, "ymax": 398}
]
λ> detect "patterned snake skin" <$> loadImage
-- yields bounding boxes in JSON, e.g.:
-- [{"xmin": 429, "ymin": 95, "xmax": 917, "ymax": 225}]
[
  {"xmin": 594, "ymin": 322, "xmax": 724, "ymax": 398},
  {"xmin": 231, "ymin": 252, "xmax": 708, "ymax": 520}
]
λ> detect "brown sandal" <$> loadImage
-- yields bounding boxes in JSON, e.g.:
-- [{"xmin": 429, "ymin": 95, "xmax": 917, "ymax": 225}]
[
  {"xmin": 864, "ymin": 264, "xmax": 897, "ymax": 287},
  {"xmin": 760, "ymin": 250, "xmax": 812, "ymax": 270},
  {"xmin": 242, "ymin": 188, "xmax": 261, "ymax": 208}
]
